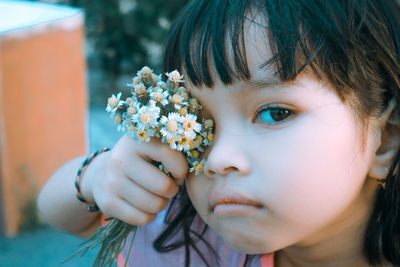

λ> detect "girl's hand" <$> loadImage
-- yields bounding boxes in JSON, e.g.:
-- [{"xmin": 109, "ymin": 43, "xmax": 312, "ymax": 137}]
[{"xmin": 82, "ymin": 134, "xmax": 189, "ymax": 225}]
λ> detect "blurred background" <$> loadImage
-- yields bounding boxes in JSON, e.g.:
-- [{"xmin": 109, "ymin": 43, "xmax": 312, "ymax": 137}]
[{"xmin": 0, "ymin": 0, "xmax": 188, "ymax": 266}]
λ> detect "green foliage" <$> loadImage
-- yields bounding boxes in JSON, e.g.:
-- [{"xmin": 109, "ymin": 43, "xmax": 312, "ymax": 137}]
[
  {"xmin": 77, "ymin": 0, "xmax": 189, "ymax": 72},
  {"xmin": 37, "ymin": 0, "xmax": 189, "ymax": 105}
]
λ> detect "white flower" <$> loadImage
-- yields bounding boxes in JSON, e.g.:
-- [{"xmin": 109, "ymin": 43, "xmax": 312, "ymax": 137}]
[
  {"xmin": 177, "ymin": 135, "xmax": 191, "ymax": 152},
  {"xmin": 166, "ymin": 70, "xmax": 184, "ymax": 83},
  {"xmin": 106, "ymin": 92, "xmax": 122, "ymax": 113},
  {"xmin": 189, "ymin": 159, "xmax": 207, "ymax": 175},
  {"xmin": 160, "ymin": 112, "xmax": 183, "ymax": 140},
  {"xmin": 150, "ymin": 87, "xmax": 169, "ymax": 106},
  {"xmin": 181, "ymin": 114, "xmax": 202, "ymax": 140},
  {"xmin": 130, "ymin": 128, "xmax": 155, "ymax": 143},
  {"xmin": 132, "ymin": 105, "xmax": 160, "ymax": 130}
]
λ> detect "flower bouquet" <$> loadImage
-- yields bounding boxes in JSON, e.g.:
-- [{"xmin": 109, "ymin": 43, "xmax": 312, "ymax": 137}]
[{"xmin": 71, "ymin": 67, "xmax": 214, "ymax": 266}]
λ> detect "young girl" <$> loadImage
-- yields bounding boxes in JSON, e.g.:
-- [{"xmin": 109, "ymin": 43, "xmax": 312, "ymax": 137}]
[{"xmin": 38, "ymin": 0, "xmax": 400, "ymax": 266}]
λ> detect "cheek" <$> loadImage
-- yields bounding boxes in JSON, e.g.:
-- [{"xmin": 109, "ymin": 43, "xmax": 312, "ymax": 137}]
[
  {"xmin": 185, "ymin": 173, "xmax": 211, "ymax": 219},
  {"xmin": 255, "ymin": 107, "xmax": 371, "ymax": 227}
]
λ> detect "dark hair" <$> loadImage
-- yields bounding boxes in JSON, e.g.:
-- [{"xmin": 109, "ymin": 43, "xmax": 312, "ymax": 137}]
[{"xmin": 154, "ymin": 0, "xmax": 400, "ymax": 266}]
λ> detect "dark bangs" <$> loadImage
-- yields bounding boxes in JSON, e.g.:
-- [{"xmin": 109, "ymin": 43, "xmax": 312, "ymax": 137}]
[
  {"xmin": 163, "ymin": 0, "xmax": 252, "ymax": 87},
  {"xmin": 164, "ymin": 0, "xmax": 400, "ymax": 114},
  {"xmin": 162, "ymin": 0, "xmax": 323, "ymax": 89}
]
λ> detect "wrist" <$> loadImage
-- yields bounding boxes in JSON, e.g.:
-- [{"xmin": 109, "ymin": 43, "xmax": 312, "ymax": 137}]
[{"xmin": 75, "ymin": 148, "xmax": 110, "ymax": 212}]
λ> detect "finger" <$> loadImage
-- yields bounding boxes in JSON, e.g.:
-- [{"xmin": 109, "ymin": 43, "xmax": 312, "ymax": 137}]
[
  {"xmin": 121, "ymin": 159, "xmax": 180, "ymax": 198},
  {"xmin": 135, "ymin": 139, "xmax": 189, "ymax": 183},
  {"xmin": 99, "ymin": 196, "xmax": 157, "ymax": 226},
  {"xmin": 117, "ymin": 176, "xmax": 170, "ymax": 214}
]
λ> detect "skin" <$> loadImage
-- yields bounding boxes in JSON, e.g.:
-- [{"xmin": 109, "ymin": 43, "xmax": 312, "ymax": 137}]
[{"xmin": 184, "ymin": 21, "xmax": 396, "ymax": 266}]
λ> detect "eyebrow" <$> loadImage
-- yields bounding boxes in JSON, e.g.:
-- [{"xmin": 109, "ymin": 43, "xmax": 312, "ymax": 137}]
[{"xmin": 242, "ymin": 79, "xmax": 292, "ymax": 92}]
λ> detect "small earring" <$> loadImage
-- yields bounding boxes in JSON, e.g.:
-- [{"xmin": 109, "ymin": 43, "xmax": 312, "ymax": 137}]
[
  {"xmin": 376, "ymin": 166, "xmax": 388, "ymax": 189},
  {"xmin": 377, "ymin": 179, "xmax": 386, "ymax": 189}
]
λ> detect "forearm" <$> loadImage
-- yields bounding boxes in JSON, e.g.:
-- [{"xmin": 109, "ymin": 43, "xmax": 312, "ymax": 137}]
[{"xmin": 37, "ymin": 153, "xmax": 108, "ymax": 238}]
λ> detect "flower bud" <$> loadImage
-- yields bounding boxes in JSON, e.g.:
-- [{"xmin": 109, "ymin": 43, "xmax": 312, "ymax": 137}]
[
  {"xmin": 134, "ymin": 84, "xmax": 147, "ymax": 95},
  {"xmin": 207, "ymin": 133, "xmax": 214, "ymax": 142},
  {"xmin": 179, "ymin": 107, "xmax": 188, "ymax": 116},
  {"xmin": 194, "ymin": 162, "xmax": 204, "ymax": 173},
  {"xmin": 114, "ymin": 115, "xmax": 122, "ymax": 124},
  {"xmin": 141, "ymin": 66, "xmax": 152, "ymax": 77},
  {"xmin": 178, "ymin": 86, "xmax": 188, "ymax": 94},
  {"xmin": 172, "ymin": 94, "xmax": 182, "ymax": 105},
  {"xmin": 167, "ymin": 70, "xmax": 183, "ymax": 83},
  {"xmin": 203, "ymin": 119, "xmax": 214, "ymax": 129},
  {"xmin": 191, "ymin": 150, "xmax": 199, "ymax": 158},
  {"xmin": 189, "ymin": 140, "xmax": 197, "ymax": 150},
  {"xmin": 127, "ymin": 106, "xmax": 137, "ymax": 115},
  {"xmin": 108, "ymin": 96, "xmax": 119, "ymax": 108},
  {"xmin": 154, "ymin": 91, "xmax": 164, "ymax": 101}
]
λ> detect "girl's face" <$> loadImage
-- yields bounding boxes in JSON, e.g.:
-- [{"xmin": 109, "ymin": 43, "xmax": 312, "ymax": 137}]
[{"xmin": 185, "ymin": 21, "xmax": 381, "ymax": 254}]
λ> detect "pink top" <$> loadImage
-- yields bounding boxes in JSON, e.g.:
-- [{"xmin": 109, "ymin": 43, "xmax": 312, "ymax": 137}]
[{"xmin": 108, "ymin": 207, "xmax": 274, "ymax": 267}]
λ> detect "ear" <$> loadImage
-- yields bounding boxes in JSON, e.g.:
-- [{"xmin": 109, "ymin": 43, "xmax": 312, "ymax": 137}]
[{"xmin": 368, "ymin": 98, "xmax": 400, "ymax": 179}]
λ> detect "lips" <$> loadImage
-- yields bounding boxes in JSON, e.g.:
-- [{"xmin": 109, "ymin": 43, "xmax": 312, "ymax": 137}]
[{"xmin": 208, "ymin": 187, "xmax": 263, "ymax": 212}]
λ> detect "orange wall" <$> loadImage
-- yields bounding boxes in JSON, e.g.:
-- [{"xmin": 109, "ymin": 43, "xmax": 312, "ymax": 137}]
[{"xmin": 0, "ymin": 17, "xmax": 87, "ymax": 236}]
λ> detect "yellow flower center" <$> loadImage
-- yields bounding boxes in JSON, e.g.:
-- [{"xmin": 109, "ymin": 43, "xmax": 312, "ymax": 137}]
[
  {"xmin": 128, "ymin": 125, "xmax": 135, "ymax": 131},
  {"xmin": 172, "ymin": 94, "xmax": 182, "ymax": 104},
  {"xmin": 127, "ymin": 107, "xmax": 137, "ymax": 115},
  {"xmin": 183, "ymin": 121, "xmax": 194, "ymax": 131},
  {"xmin": 168, "ymin": 137, "xmax": 177, "ymax": 144},
  {"xmin": 137, "ymin": 129, "xmax": 149, "ymax": 140},
  {"xmin": 166, "ymin": 120, "xmax": 178, "ymax": 132},
  {"xmin": 194, "ymin": 163, "xmax": 204, "ymax": 173},
  {"xmin": 140, "ymin": 113, "xmax": 151, "ymax": 124},
  {"xmin": 154, "ymin": 92, "xmax": 164, "ymax": 101},
  {"xmin": 108, "ymin": 97, "xmax": 119, "ymax": 108},
  {"xmin": 179, "ymin": 136, "xmax": 190, "ymax": 145}
]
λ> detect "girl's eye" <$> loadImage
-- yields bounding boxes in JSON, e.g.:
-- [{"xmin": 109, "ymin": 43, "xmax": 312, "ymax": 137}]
[{"xmin": 255, "ymin": 105, "xmax": 294, "ymax": 124}]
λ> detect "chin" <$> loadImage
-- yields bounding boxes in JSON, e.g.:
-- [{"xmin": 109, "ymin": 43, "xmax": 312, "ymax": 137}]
[{"xmin": 222, "ymin": 235, "xmax": 273, "ymax": 254}]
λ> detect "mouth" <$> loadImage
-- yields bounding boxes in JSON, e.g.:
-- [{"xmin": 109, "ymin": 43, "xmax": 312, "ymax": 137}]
[{"xmin": 208, "ymin": 187, "xmax": 263, "ymax": 214}]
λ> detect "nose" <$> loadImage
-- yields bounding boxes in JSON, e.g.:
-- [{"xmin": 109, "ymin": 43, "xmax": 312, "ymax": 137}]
[{"xmin": 204, "ymin": 131, "xmax": 251, "ymax": 177}]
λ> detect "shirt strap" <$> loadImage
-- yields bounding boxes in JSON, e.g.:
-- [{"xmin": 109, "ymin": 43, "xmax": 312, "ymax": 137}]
[{"xmin": 261, "ymin": 253, "xmax": 274, "ymax": 267}]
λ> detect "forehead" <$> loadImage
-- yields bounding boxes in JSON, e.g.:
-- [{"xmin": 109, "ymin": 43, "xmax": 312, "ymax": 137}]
[
  {"xmin": 235, "ymin": 13, "xmax": 276, "ymax": 82},
  {"xmin": 183, "ymin": 12, "xmax": 278, "ymax": 89}
]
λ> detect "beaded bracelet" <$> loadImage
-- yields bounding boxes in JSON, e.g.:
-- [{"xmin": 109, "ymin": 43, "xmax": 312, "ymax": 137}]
[{"xmin": 75, "ymin": 147, "xmax": 110, "ymax": 212}]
